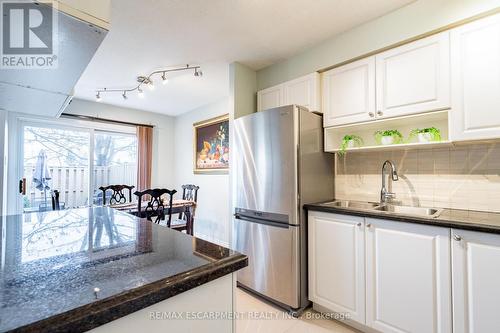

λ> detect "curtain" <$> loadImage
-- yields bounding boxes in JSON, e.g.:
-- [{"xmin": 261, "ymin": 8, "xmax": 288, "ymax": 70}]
[{"xmin": 137, "ymin": 126, "xmax": 153, "ymax": 191}]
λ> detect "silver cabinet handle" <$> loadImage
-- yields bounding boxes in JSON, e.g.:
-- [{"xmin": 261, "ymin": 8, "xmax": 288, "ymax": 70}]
[
  {"xmin": 453, "ymin": 234, "xmax": 462, "ymax": 242},
  {"xmin": 377, "ymin": 110, "xmax": 383, "ymax": 116},
  {"xmin": 357, "ymin": 222, "xmax": 362, "ymax": 227},
  {"xmin": 368, "ymin": 112, "xmax": 375, "ymax": 117}
]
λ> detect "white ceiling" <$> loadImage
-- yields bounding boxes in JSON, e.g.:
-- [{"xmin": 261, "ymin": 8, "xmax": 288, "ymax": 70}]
[{"xmin": 74, "ymin": 0, "xmax": 414, "ymax": 116}]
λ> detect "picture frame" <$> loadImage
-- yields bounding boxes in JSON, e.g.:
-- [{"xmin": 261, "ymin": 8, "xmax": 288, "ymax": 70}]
[{"xmin": 193, "ymin": 114, "xmax": 229, "ymax": 174}]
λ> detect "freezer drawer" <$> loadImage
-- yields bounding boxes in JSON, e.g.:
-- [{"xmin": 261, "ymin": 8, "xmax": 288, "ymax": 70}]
[{"xmin": 233, "ymin": 214, "xmax": 300, "ymax": 308}]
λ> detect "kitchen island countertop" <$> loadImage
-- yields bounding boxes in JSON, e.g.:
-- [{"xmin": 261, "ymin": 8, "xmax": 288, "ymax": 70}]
[{"xmin": 0, "ymin": 207, "xmax": 247, "ymax": 333}]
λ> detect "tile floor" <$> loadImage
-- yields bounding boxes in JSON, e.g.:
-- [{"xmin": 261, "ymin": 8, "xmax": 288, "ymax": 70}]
[{"xmin": 235, "ymin": 288, "xmax": 360, "ymax": 333}]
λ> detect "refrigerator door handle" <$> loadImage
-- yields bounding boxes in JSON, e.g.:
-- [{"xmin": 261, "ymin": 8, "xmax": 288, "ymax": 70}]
[{"xmin": 234, "ymin": 214, "xmax": 290, "ymax": 229}]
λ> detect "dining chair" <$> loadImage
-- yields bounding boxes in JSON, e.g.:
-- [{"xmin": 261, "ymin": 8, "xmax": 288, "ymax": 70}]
[
  {"xmin": 134, "ymin": 188, "xmax": 177, "ymax": 225},
  {"xmin": 178, "ymin": 184, "xmax": 199, "ymax": 220},
  {"xmin": 169, "ymin": 211, "xmax": 191, "ymax": 234},
  {"xmin": 181, "ymin": 184, "xmax": 200, "ymax": 202},
  {"xmin": 99, "ymin": 185, "xmax": 135, "ymax": 205}
]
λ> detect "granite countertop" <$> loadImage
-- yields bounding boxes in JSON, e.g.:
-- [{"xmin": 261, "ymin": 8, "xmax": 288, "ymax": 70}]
[
  {"xmin": 305, "ymin": 200, "xmax": 500, "ymax": 234},
  {"xmin": 0, "ymin": 207, "xmax": 247, "ymax": 333}
]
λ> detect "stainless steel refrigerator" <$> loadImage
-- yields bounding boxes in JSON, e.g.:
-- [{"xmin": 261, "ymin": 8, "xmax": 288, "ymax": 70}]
[{"xmin": 233, "ymin": 105, "xmax": 334, "ymax": 314}]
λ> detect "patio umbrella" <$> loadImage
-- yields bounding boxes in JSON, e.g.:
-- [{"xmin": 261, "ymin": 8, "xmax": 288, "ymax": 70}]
[{"xmin": 32, "ymin": 150, "xmax": 52, "ymax": 208}]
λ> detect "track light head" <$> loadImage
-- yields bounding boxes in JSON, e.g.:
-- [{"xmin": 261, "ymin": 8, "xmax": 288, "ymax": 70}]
[
  {"xmin": 122, "ymin": 91, "xmax": 127, "ymax": 100},
  {"xmin": 96, "ymin": 92, "xmax": 102, "ymax": 102},
  {"xmin": 161, "ymin": 72, "xmax": 169, "ymax": 85},
  {"xmin": 194, "ymin": 68, "xmax": 202, "ymax": 77}
]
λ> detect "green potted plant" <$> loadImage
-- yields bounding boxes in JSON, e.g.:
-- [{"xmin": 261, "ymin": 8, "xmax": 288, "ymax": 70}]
[
  {"xmin": 338, "ymin": 134, "xmax": 363, "ymax": 155},
  {"xmin": 374, "ymin": 129, "xmax": 403, "ymax": 145},
  {"xmin": 409, "ymin": 127, "xmax": 441, "ymax": 143}
]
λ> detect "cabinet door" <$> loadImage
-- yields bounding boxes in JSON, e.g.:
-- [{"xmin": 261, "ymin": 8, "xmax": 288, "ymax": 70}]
[
  {"xmin": 365, "ymin": 218, "xmax": 452, "ymax": 333},
  {"xmin": 376, "ymin": 32, "xmax": 450, "ymax": 119},
  {"xmin": 308, "ymin": 211, "xmax": 365, "ymax": 324},
  {"xmin": 449, "ymin": 14, "xmax": 500, "ymax": 141},
  {"xmin": 322, "ymin": 57, "xmax": 376, "ymax": 127},
  {"xmin": 257, "ymin": 85, "xmax": 283, "ymax": 112},
  {"xmin": 451, "ymin": 229, "xmax": 500, "ymax": 333},
  {"xmin": 283, "ymin": 73, "xmax": 320, "ymax": 112}
]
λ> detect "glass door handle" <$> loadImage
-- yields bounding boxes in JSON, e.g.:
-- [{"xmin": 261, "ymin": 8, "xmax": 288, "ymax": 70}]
[{"xmin": 19, "ymin": 178, "xmax": 26, "ymax": 195}]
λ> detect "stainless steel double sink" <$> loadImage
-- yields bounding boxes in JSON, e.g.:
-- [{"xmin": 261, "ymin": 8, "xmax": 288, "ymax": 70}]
[{"xmin": 323, "ymin": 200, "xmax": 443, "ymax": 218}]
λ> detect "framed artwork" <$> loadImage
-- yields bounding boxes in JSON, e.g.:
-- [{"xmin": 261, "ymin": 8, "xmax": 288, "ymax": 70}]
[{"xmin": 193, "ymin": 114, "xmax": 229, "ymax": 174}]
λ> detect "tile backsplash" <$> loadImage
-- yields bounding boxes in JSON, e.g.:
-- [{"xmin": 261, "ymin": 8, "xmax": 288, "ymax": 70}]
[{"xmin": 335, "ymin": 143, "xmax": 500, "ymax": 212}]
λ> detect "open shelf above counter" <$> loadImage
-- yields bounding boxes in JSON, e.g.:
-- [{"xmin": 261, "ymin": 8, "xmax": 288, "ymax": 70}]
[
  {"xmin": 327, "ymin": 140, "xmax": 453, "ymax": 153},
  {"xmin": 324, "ymin": 110, "xmax": 450, "ymax": 153}
]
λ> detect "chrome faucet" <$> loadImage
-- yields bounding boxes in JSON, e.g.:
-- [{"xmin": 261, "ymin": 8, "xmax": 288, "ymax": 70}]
[{"xmin": 380, "ymin": 160, "xmax": 399, "ymax": 203}]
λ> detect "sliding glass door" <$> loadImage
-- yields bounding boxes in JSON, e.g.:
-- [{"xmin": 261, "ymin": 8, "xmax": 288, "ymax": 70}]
[
  {"xmin": 93, "ymin": 131, "xmax": 138, "ymax": 205},
  {"xmin": 20, "ymin": 122, "xmax": 137, "ymax": 213},
  {"xmin": 22, "ymin": 125, "xmax": 90, "ymax": 212}
]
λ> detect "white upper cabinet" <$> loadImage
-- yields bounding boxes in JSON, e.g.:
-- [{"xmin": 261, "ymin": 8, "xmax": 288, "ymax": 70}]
[
  {"xmin": 257, "ymin": 73, "xmax": 320, "ymax": 112},
  {"xmin": 283, "ymin": 73, "xmax": 320, "ymax": 112},
  {"xmin": 322, "ymin": 32, "xmax": 450, "ymax": 127},
  {"xmin": 450, "ymin": 13, "xmax": 500, "ymax": 141},
  {"xmin": 308, "ymin": 211, "xmax": 365, "ymax": 324},
  {"xmin": 452, "ymin": 229, "xmax": 500, "ymax": 333},
  {"xmin": 257, "ymin": 85, "xmax": 283, "ymax": 112},
  {"xmin": 365, "ymin": 218, "xmax": 452, "ymax": 333},
  {"xmin": 375, "ymin": 32, "xmax": 451, "ymax": 119},
  {"xmin": 322, "ymin": 57, "xmax": 376, "ymax": 127}
]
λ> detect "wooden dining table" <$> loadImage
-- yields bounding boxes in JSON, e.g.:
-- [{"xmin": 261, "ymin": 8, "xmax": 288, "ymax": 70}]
[{"xmin": 108, "ymin": 199, "xmax": 197, "ymax": 235}]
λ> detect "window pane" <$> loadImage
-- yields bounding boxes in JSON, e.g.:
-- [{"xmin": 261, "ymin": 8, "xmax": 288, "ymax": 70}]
[
  {"xmin": 93, "ymin": 131, "xmax": 138, "ymax": 205},
  {"xmin": 23, "ymin": 126, "xmax": 90, "ymax": 211}
]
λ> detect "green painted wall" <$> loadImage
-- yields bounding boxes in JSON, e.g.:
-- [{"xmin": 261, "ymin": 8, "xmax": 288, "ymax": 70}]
[
  {"xmin": 230, "ymin": 62, "xmax": 257, "ymax": 119},
  {"xmin": 257, "ymin": 0, "xmax": 500, "ymax": 90}
]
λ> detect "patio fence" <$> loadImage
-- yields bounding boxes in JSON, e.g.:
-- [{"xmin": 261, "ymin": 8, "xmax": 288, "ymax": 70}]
[{"xmin": 24, "ymin": 164, "xmax": 137, "ymax": 209}]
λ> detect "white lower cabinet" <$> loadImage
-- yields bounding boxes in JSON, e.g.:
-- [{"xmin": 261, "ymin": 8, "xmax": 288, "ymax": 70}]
[
  {"xmin": 451, "ymin": 229, "xmax": 500, "ymax": 333},
  {"xmin": 365, "ymin": 218, "xmax": 452, "ymax": 333},
  {"xmin": 309, "ymin": 212, "xmax": 453, "ymax": 333},
  {"xmin": 308, "ymin": 212, "xmax": 366, "ymax": 324}
]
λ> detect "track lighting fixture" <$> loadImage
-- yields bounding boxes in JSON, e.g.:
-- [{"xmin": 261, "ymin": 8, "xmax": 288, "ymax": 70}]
[{"xmin": 95, "ymin": 64, "xmax": 202, "ymax": 101}]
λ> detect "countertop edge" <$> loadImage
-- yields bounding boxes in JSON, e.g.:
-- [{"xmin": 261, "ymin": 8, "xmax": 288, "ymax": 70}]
[
  {"xmin": 10, "ymin": 254, "xmax": 248, "ymax": 333},
  {"xmin": 304, "ymin": 203, "xmax": 500, "ymax": 235}
]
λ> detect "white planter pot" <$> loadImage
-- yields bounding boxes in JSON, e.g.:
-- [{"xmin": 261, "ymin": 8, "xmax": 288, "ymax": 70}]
[
  {"xmin": 381, "ymin": 136, "xmax": 394, "ymax": 145},
  {"xmin": 417, "ymin": 132, "xmax": 433, "ymax": 143},
  {"xmin": 347, "ymin": 140, "xmax": 355, "ymax": 148}
]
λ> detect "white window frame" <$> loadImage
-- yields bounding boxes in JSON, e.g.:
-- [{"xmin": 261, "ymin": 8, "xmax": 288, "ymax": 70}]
[{"xmin": 7, "ymin": 113, "xmax": 137, "ymax": 214}]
